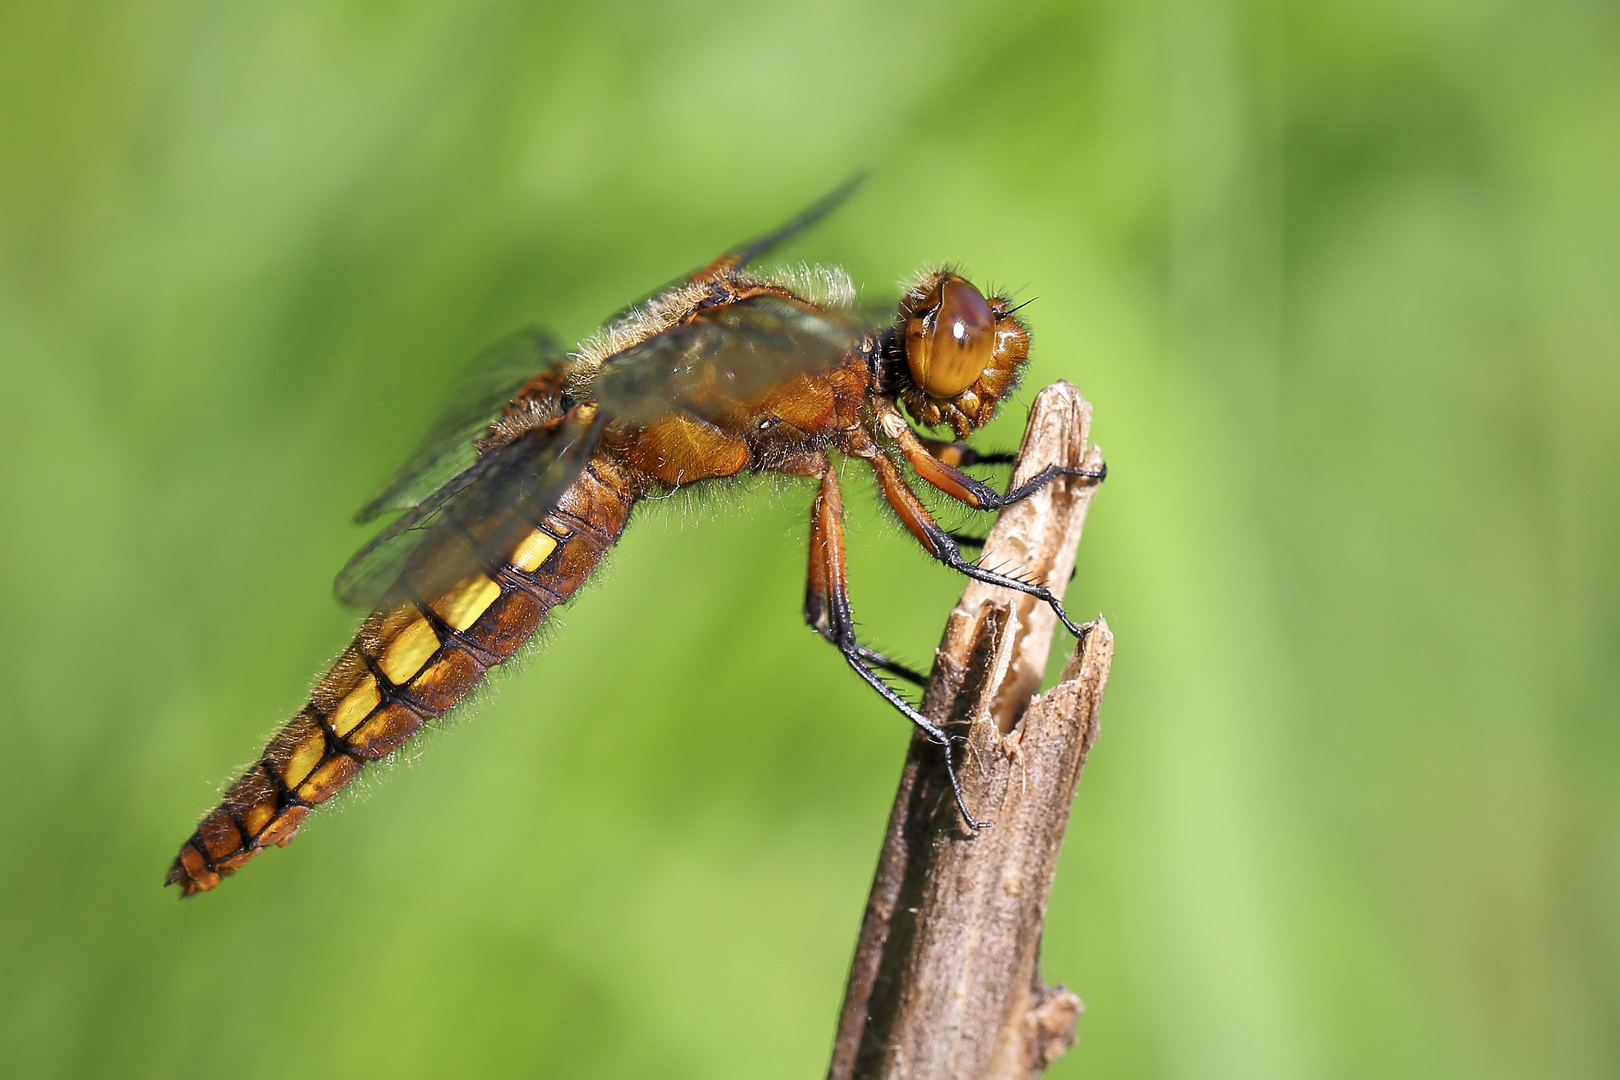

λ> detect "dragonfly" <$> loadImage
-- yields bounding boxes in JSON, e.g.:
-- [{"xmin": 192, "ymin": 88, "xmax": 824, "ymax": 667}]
[{"xmin": 167, "ymin": 179, "xmax": 1106, "ymax": 895}]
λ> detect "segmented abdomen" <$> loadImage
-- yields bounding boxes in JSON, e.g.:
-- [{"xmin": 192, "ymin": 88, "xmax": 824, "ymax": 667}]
[{"xmin": 168, "ymin": 457, "xmax": 634, "ymax": 895}]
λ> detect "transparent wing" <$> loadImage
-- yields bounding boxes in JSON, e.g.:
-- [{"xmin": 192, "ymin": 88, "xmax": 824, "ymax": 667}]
[
  {"xmin": 334, "ymin": 409, "xmax": 604, "ymax": 611},
  {"xmin": 592, "ymin": 294, "xmax": 865, "ymax": 425},
  {"xmin": 354, "ymin": 328, "xmax": 567, "ymax": 524},
  {"xmin": 603, "ymin": 175, "xmax": 865, "ymax": 325}
]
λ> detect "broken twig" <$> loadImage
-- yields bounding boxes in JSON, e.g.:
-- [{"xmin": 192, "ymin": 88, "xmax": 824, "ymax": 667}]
[{"xmin": 828, "ymin": 382, "xmax": 1113, "ymax": 1080}]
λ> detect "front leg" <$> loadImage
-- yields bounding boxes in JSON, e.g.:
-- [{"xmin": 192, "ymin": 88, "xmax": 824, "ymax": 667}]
[
  {"xmin": 912, "ymin": 434, "xmax": 1016, "ymax": 470},
  {"xmin": 877, "ymin": 405, "xmax": 1105, "ymax": 511},
  {"xmin": 868, "ymin": 451, "xmax": 1091, "ymax": 639}
]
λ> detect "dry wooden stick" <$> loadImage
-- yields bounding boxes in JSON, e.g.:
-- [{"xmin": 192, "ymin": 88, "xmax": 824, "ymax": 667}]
[{"xmin": 828, "ymin": 382, "xmax": 1113, "ymax": 1080}]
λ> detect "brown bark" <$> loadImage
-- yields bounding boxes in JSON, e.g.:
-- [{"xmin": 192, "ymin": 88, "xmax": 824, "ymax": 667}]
[{"xmin": 828, "ymin": 382, "xmax": 1113, "ymax": 1080}]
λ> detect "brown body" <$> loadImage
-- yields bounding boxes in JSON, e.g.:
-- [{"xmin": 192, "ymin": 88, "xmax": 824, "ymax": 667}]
[
  {"xmin": 170, "ymin": 190, "xmax": 1103, "ymax": 895},
  {"xmin": 172, "ymin": 452, "xmax": 635, "ymax": 892},
  {"xmin": 170, "ymin": 279, "xmax": 876, "ymax": 894}
]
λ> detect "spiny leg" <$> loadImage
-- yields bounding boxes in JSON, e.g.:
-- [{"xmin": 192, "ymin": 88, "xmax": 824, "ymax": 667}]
[
  {"xmin": 860, "ymin": 650, "xmax": 930, "ymax": 689},
  {"xmin": 869, "ymin": 452, "xmax": 1092, "ymax": 639},
  {"xmin": 794, "ymin": 457, "xmax": 928, "ymax": 689},
  {"xmin": 880, "ymin": 405, "xmax": 1105, "ymax": 512},
  {"xmin": 947, "ymin": 533, "xmax": 1078, "ymax": 585},
  {"xmin": 803, "ymin": 470, "xmax": 934, "ymax": 693},
  {"xmin": 767, "ymin": 454, "xmax": 924, "ymax": 689},
  {"xmin": 803, "ymin": 468, "xmax": 988, "ymax": 828},
  {"xmin": 917, "ymin": 436, "xmax": 1080, "ymax": 581},
  {"xmin": 920, "ymin": 438, "xmax": 1005, "ymax": 553},
  {"xmin": 913, "ymin": 435, "xmax": 1017, "ymax": 470}
]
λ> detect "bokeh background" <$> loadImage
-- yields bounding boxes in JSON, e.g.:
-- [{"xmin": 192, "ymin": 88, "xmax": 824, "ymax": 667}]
[{"xmin": 3, "ymin": 1, "xmax": 1616, "ymax": 1077}]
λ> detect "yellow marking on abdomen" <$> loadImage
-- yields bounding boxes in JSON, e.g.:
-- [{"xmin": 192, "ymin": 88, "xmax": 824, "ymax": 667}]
[
  {"xmin": 242, "ymin": 801, "xmax": 274, "ymax": 838},
  {"xmin": 329, "ymin": 676, "xmax": 381, "ymax": 738},
  {"xmin": 432, "ymin": 574, "xmax": 502, "ymax": 631},
  {"xmin": 509, "ymin": 529, "xmax": 559, "ymax": 573},
  {"xmin": 379, "ymin": 618, "xmax": 439, "ymax": 684},
  {"xmin": 283, "ymin": 730, "xmax": 326, "ymax": 788}
]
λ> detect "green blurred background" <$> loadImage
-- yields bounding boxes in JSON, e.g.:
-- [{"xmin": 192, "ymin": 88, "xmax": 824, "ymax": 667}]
[{"xmin": 3, "ymin": 1, "xmax": 1616, "ymax": 1077}]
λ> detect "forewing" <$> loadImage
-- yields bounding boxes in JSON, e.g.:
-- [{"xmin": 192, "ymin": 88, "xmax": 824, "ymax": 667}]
[
  {"xmin": 592, "ymin": 294, "xmax": 864, "ymax": 425},
  {"xmin": 334, "ymin": 410, "xmax": 604, "ymax": 611},
  {"xmin": 719, "ymin": 174, "xmax": 864, "ymax": 273},
  {"xmin": 603, "ymin": 175, "xmax": 864, "ymax": 325},
  {"xmin": 354, "ymin": 328, "xmax": 566, "ymax": 524}
]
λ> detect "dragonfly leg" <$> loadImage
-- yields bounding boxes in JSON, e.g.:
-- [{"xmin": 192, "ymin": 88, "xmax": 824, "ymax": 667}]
[
  {"xmin": 803, "ymin": 468, "xmax": 989, "ymax": 829},
  {"xmin": 914, "ymin": 433, "xmax": 1009, "ymax": 553},
  {"xmin": 880, "ymin": 405, "xmax": 1105, "ymax": 512},
  {"xmin": 869, "ymin": 452, "xmax": 1091, "ymax": 639},
  {"xmin": 856, "ymin": 648, "xmax": 930, "ymax": 688},
  {"xmin": 913, "ymin": 434, "xmax": 1016, "ymax": 469}
]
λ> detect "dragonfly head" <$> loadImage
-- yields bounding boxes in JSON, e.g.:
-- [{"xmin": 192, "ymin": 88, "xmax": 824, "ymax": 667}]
[{"xmin": 894, "ymin": 270, "xmax": 1029, "ymax": 440}]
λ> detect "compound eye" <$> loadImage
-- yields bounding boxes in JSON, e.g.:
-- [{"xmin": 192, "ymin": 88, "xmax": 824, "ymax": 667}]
[{"xmin": 905, "ymin": 276, "xmax": 995, "ymax": 399}]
